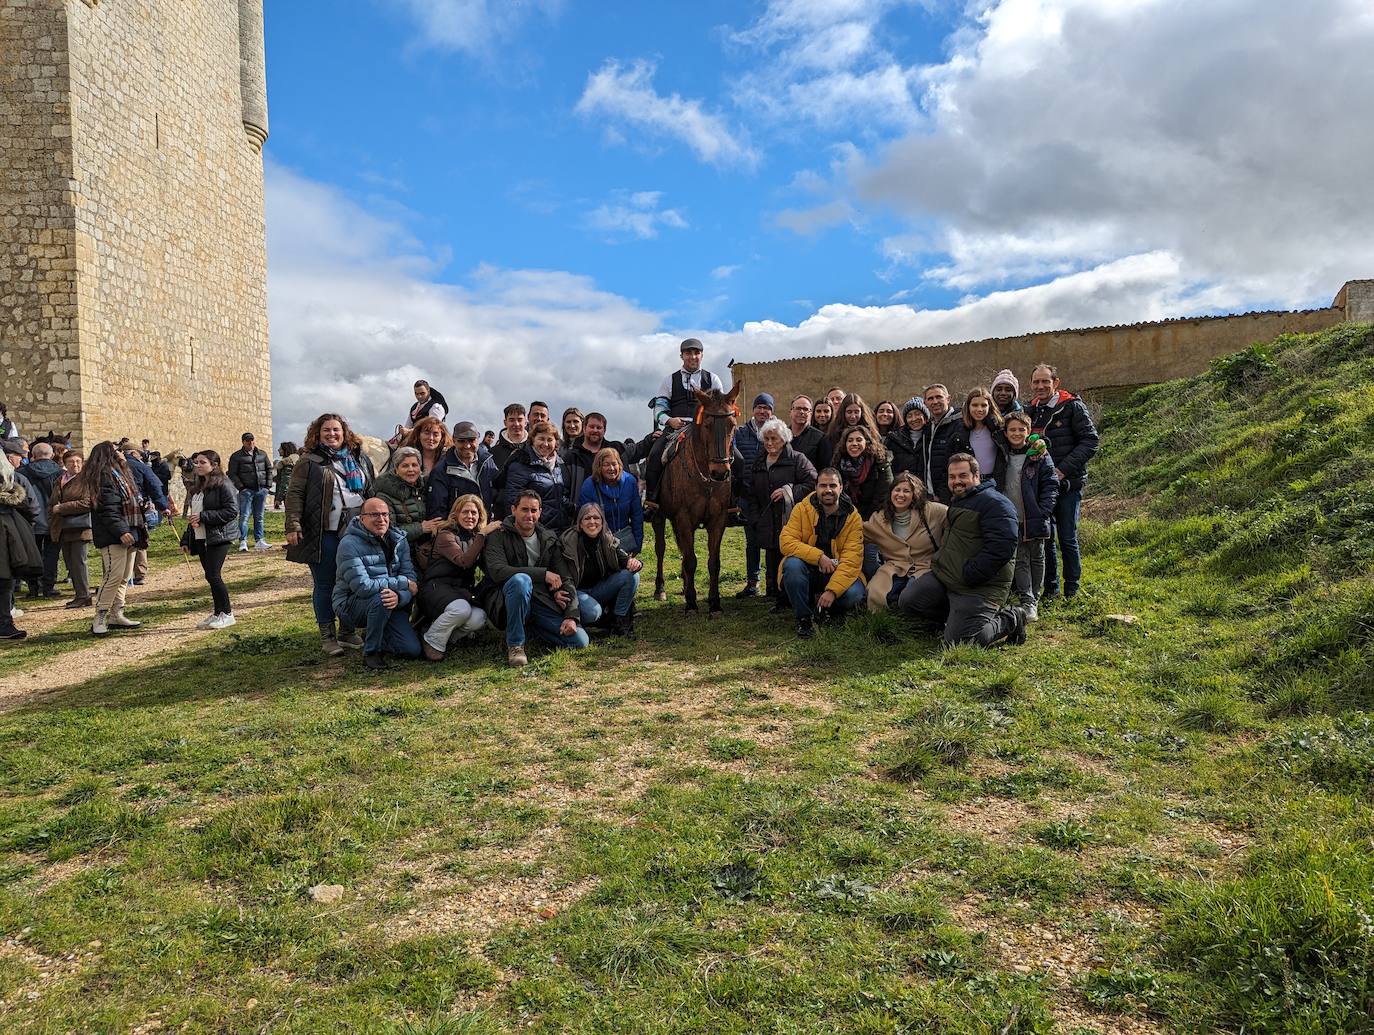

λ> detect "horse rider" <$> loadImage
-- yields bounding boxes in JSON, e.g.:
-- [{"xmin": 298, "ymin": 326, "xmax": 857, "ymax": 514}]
[{"xmin": 643, "ymin": 337, "xmax": 725, "ymax": 509}]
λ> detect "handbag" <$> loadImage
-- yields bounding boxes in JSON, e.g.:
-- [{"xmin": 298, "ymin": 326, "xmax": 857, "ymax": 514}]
[{"xmin": 613, "ymin": 525, "xmax": 641, "ymax": 555}]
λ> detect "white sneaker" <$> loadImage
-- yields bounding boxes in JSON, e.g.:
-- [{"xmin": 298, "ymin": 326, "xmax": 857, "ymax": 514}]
[
  {"xmin": 254, "ymin": 540, "xmax": 272, "ymax": 551},
  {"xmin": 10, "ymin": 607, "xmax": 23, "ymax": 619},
  {"xmin": 207, "ymin": 613, "xmax": 237, "ymax": 630},
  {"xmin": 238, "ymin": 540, "xmax": 249, "ymax": 552},
  {"xmin": 196, "ymin": 613, "xmax": 217, "ymax": 629}
]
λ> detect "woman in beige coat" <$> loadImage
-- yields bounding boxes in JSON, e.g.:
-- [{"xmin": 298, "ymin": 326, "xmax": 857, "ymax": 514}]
[{"xmin": 863, "ymin": 472, "xmax": 947, "ymax": 612}]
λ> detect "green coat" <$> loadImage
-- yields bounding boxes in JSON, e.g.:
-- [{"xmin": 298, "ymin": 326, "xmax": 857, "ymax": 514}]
[{"xmin": 372, "ymin": 472, "xmax": 429, "ymax": 544}]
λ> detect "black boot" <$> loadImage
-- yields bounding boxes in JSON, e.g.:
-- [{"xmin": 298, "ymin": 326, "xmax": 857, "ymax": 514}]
[
  {"xmin": 612, "ymin": 605, "xmax": 636, "ymax": 637},
  {"xmin": 364, "ymin": 652, "xmax": 388, "ymax": 672}
]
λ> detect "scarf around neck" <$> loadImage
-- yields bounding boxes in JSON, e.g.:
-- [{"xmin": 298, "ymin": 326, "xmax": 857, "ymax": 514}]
[{"xmin": 324, "ymin": 445, "xmax": 365, "ymax": 492}]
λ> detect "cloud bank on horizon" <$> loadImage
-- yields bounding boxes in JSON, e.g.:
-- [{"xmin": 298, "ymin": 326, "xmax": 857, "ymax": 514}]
[{"xmin": 266, "ymin": 0, "xmax": 1374, "ymax": 444}]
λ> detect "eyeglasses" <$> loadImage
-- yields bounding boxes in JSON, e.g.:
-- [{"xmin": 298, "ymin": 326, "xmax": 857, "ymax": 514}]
[{"xmin": 361, "ymin": 511, "xmax": 390, "ymax": 520}]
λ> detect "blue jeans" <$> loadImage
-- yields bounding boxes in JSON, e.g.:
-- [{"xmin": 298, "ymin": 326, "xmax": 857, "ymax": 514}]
[
  {"xmin": 576, "ymin": 568, "xmax": 640, "ymax": 622},
  {"xmin": 743, "ymin": 520, "xmax": 762, "ymax": 584},
  {"xmin": 781, "ymin": 556, "xmax": 865, "ymax": 620},
  {"xmin": 1045, "ymin": 482, "xmax": 1083, "ymax": 595},
  {"xmin": 308, "ymin": 529, "xmax": 346, "ymax": 629},
  {"xmin": 238, "ymin": 488, "xmax": 268, "ymax": 543},
  {"xmin": 337, "ymin": 593, "xmax": 423, "ymax": 657},
  {"xmin": 502, "ymin": 574, "xmax": 589, "ymax": 649}
]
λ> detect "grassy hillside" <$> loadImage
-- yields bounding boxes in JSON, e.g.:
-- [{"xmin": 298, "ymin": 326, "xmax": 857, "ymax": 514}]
[{"xmin": 0, "ymin": 325, "xmax": 1372, "ymax": 1034}]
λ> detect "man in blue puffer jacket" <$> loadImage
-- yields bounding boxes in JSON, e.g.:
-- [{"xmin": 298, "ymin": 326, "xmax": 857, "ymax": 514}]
[
  {"xmin": 332, "ymin": 500, "xmax": 423, "ymax": 671},
  {"xmin": 898, "ymin": 452, "xmax": 1027, "ymax": 647}
]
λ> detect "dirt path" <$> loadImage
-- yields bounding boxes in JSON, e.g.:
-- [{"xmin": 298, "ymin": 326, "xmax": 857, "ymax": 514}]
[{"xmin": 0, "ymin": 552, "xmax": 309, "ymax": 709}]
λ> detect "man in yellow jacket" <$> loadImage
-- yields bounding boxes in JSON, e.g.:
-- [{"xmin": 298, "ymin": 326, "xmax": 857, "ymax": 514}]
[{"xmin": 779, "ymin": 468, "xmax": 866, "ymax": 638}]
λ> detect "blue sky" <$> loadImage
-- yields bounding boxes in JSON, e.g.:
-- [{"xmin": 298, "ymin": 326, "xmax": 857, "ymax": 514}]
[{"xmin": 262, "ymin": 0, "xmax": 1374, "ymax": 441}]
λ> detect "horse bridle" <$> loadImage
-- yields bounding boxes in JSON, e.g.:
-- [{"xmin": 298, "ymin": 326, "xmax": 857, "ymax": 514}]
[{"xmin": 688, "ymin": 403, "xmax": 737, "ymax": 483}]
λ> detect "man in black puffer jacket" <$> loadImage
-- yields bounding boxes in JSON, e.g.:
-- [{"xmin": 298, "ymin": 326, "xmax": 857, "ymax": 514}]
[
  {"xmin": 1025, "ymin": 363, "xmax": 1100, "ymax": 598},
  {"xmin": 898, "ymin": 452, "xmax": 1027, "ymax": 647},
  {"xmin": 922, "ymin": 384, "xmax": 963, "ymax": 503}
]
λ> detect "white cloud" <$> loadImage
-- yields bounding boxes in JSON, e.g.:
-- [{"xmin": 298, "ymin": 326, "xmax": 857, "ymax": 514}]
[
  {"xmin": 711, "ymin": 264, "xmax": 741, "ymax": 280},
  {"xmin": 858, "ymin": 0, "xmax": 1374, "ymax": 307},
  {"xmin": 584, "ymin": 190, "xmax": 689, "ymax": 241},
  {"xmin": 575, "ymin": 59, "xmax": 758, "ymax": 168},
  {"xmin": 268, "ymin": 166, "xmax": 1257, "ymax": 449},
  {"xmin": 774, "ymin": 199, "xmax": 855, "ymax": 236},
  {"xmin": 730, "ymin": 0, "xmax": 924, "ymax": 129},
  {"xmin": 391, "ymin": 0, "xmax": 561, "ymax": 52}
]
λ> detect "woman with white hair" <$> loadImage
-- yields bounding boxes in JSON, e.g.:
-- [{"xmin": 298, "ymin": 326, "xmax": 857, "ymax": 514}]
[{"xmin": 738, "ymin": 417, "xmax": 818, "ymax": 612}]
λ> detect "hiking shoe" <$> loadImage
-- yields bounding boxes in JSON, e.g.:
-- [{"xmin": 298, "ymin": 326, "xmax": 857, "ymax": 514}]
[
  {"xmin": 107, "ymin": 611, "xmax": 141, "ymax": 629},
  {"xmin": 337, "ymin": 629, "xmax": 363, "ymax": 650},
  {"xmin": 320, "ymin": 632, "xmax": 344, "ymax": 657},
  {"xmin": 1023, "ymin": 602, "xmax": 1040, "ymax": 623},
  {"xmin": 65, "ymin": 597, "xmax": 93, "ymax": 609},
  {"xmin": 92, "ymin": 611, "xmax": 109, "ymax": 636},
  {"xmin": 796, "ymin": 618, "xmax": 815, "ymax": 639},
  {"xmin": 1006, "ymin": 606, "xmax": 1028, "ymax": 646},
  {"xmin": 207, "ymin": 613, "xmax": 236, "ymax": 630},
  {"xmin": 735, "ymin": 583, "xmax": 759, "ymax": 599},
  {"xmin": 132, "ymin": 578, "xmax": 145, "ymax": 586},
  {"xmin": 0, "ymin": 625, "xmax": 26, "ymax": 641},
  {"xmin": 364, "ymin": 652, "xmax": 388, "ymax": 672},
  {"xmin": 507, "ymin": 644, "xmax": 528, "ymax": 668}
]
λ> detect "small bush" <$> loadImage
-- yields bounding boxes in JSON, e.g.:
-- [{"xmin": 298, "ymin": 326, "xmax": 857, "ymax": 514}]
[
  {"xmin": 883, "ymin": 701, "xmax": 988, "ymax": 781},
  {"xmin": 1175, "ymin": 689, "xmax": 1245, "ymax": 733},
  {"xmin": 1210, "ymin": 342, "xmax": 1278, "ymax": 393},
  {"xmin": 1033, "ymin": 818, "xmax": 1096, "ymax": 852}
]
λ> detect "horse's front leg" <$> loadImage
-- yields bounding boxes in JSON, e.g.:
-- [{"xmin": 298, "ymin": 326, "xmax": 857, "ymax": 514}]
[
  {"xmin": 653, "ymin": 516, "xmax": 668, "ymax": 602},
  {"xmin": 677, "ymin": 522, "xmax": 699, "ymax": 613},
  {"xmin": 705, "ymin": 515, "xmax": 726, "ymax": 617}
]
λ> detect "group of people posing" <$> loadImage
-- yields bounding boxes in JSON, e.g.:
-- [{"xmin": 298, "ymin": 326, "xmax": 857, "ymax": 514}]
[{"xmin": 0, "ymin": 343, "xmax": 1099, "ymax": 661}]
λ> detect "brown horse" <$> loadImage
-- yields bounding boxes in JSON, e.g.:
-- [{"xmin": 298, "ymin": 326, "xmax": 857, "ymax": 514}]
[{"xmin": 652, "ymin": 383, "xmax": 742, "ymax": 616}]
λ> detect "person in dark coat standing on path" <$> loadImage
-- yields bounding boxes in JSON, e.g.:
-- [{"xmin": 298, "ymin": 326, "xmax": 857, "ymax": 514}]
[
  {"xmin": 20, "ymin": 441, "xmax": 62, "ymax": 598},
  {"xmin": 1025, "ymin": 363, "xmax": 1100, "ymax": 599},
  {"xmin": 181, "ymin": 450, "xmax": 240, "ymax": 630},
  {"xmin": 228, "ymin": 432, "xmax": 274, "ymax": 551},
  {"xmin": 898, "ymin": 453, "xmax": 1027, "ymax": 647},
  {"xmin": 284, "ymin": 413, "xmax": 377, "ymax": 657}
]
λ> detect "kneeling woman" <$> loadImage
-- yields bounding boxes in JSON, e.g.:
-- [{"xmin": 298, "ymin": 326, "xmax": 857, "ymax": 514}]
[
  {"xmin": 559, "ymin": 503, "xmax": 642, "ymax": 635},
  {"xmin": 182, "ymin": 450, "xmax": 240, "ymax": 629},
  {"xmin": 863, "ymin": 472, "xmax": 947, "ymax": 612},
  {"xmin": 413, "ymin": 494, "xmax": 497, "ymax": 660}
]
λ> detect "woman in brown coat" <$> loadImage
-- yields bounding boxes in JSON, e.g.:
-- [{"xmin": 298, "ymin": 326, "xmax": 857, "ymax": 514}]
[
  {"xmin": 48, "ymin": 449, "xmax": 94, "ymax": 608},
  {"xmin": 863, "ymin": 472, "xmax": 947, "ymax": 612}
]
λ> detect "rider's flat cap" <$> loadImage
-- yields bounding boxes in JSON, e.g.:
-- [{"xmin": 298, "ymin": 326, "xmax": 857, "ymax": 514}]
[{"xmin": 679, "ymin": 337, "xmax": 704, "ymax": 353}]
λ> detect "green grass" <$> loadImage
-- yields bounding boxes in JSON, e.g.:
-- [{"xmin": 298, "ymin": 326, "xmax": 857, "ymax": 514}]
[{"xmin": 1, "ymin": 325, "xmax": 1373, "ymax": 1031}]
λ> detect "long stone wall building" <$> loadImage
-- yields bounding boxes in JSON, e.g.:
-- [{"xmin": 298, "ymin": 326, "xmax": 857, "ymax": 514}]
[
  {"xmin": 731, "ymin": 280, "xmax": 1374, "ymax": 409},
  {"xmin": 1, "ymin": 0, "xmax": 271, "ymax": 461}
]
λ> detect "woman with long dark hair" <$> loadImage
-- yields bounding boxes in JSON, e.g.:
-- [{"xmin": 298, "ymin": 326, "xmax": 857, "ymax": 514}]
[
  {"xmin": 73, "ymin": 441, "xmax": 147, "ymax": 636},
  {"xmin": 272, "ymin": 441, "xmax": 298, "ymax": 510},
  {"xmin": 395, "ymin": 416, "xmax": 450, "ymax": 476},
  {"xmin": 864, "ymin": 473, "xmax": 946, "ymax": 612},
  {"xmin": 285, "ymin": 413, "xmax": 377, "ymax": 656},
  {"xmin": 825, "ymin": 392, "xmax": 884, "ymax": 454},
  {"xmin": 181, "ymin": 450, "xmax": 239, "ymax": 629},
  {"xmin": 873, "ymin": 400, "xmax": 899, "ymax": 441}
]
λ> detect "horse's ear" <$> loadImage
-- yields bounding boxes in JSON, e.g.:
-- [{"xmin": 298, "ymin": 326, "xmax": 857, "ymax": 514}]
[
  {"xmin": 725, "ymin": 381, "xmax": 742, "ymax": 405},
  {"xmin": 692, "ymin": 387, "xmax": 711, "ymax": 406}
]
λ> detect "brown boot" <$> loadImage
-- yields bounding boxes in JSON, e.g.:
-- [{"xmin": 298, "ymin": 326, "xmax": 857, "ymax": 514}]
[{"xmin": 320, "ymin": 623, "xmax": 344, "ymax": 657}]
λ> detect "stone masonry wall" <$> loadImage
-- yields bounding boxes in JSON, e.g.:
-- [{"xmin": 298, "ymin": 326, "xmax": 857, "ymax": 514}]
[
  {"xmin": 730, "ymin": 305, "xmax": 1349, "ymax": 413},
  {"xmin": 64, "ymin": 0, "xmax": 271, "ymax": 463},
  {"xmin": 0, "ymin": 1, "xmax": 82, "ymax": 438}
]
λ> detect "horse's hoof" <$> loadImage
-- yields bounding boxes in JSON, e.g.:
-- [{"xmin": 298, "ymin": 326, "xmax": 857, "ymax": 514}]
[{"xmin": 654, "ymin": 591, "xmax": 668, "ymax": 602}]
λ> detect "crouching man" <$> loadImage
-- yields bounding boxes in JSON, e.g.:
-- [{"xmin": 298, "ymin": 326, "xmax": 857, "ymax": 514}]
[
  {"xmin": 332, "ymin": 499, "xmax": 423, "ymax": 671},
  {"xmin": 778, "ymin": 468, "xmax": 866, "ymax": 639},
  {"xmin": 483, "ymin": 489, "xmax": 588, "ymax": 667},
  {"xmin": 898, "ymin": 453, "xmax": 1027, "ymax": 647}
]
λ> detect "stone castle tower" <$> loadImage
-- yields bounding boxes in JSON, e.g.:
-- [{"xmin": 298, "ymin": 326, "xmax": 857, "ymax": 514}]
[{"xmin": 1, "ymin": 0, "xmax": 271, "ymax": 460}]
